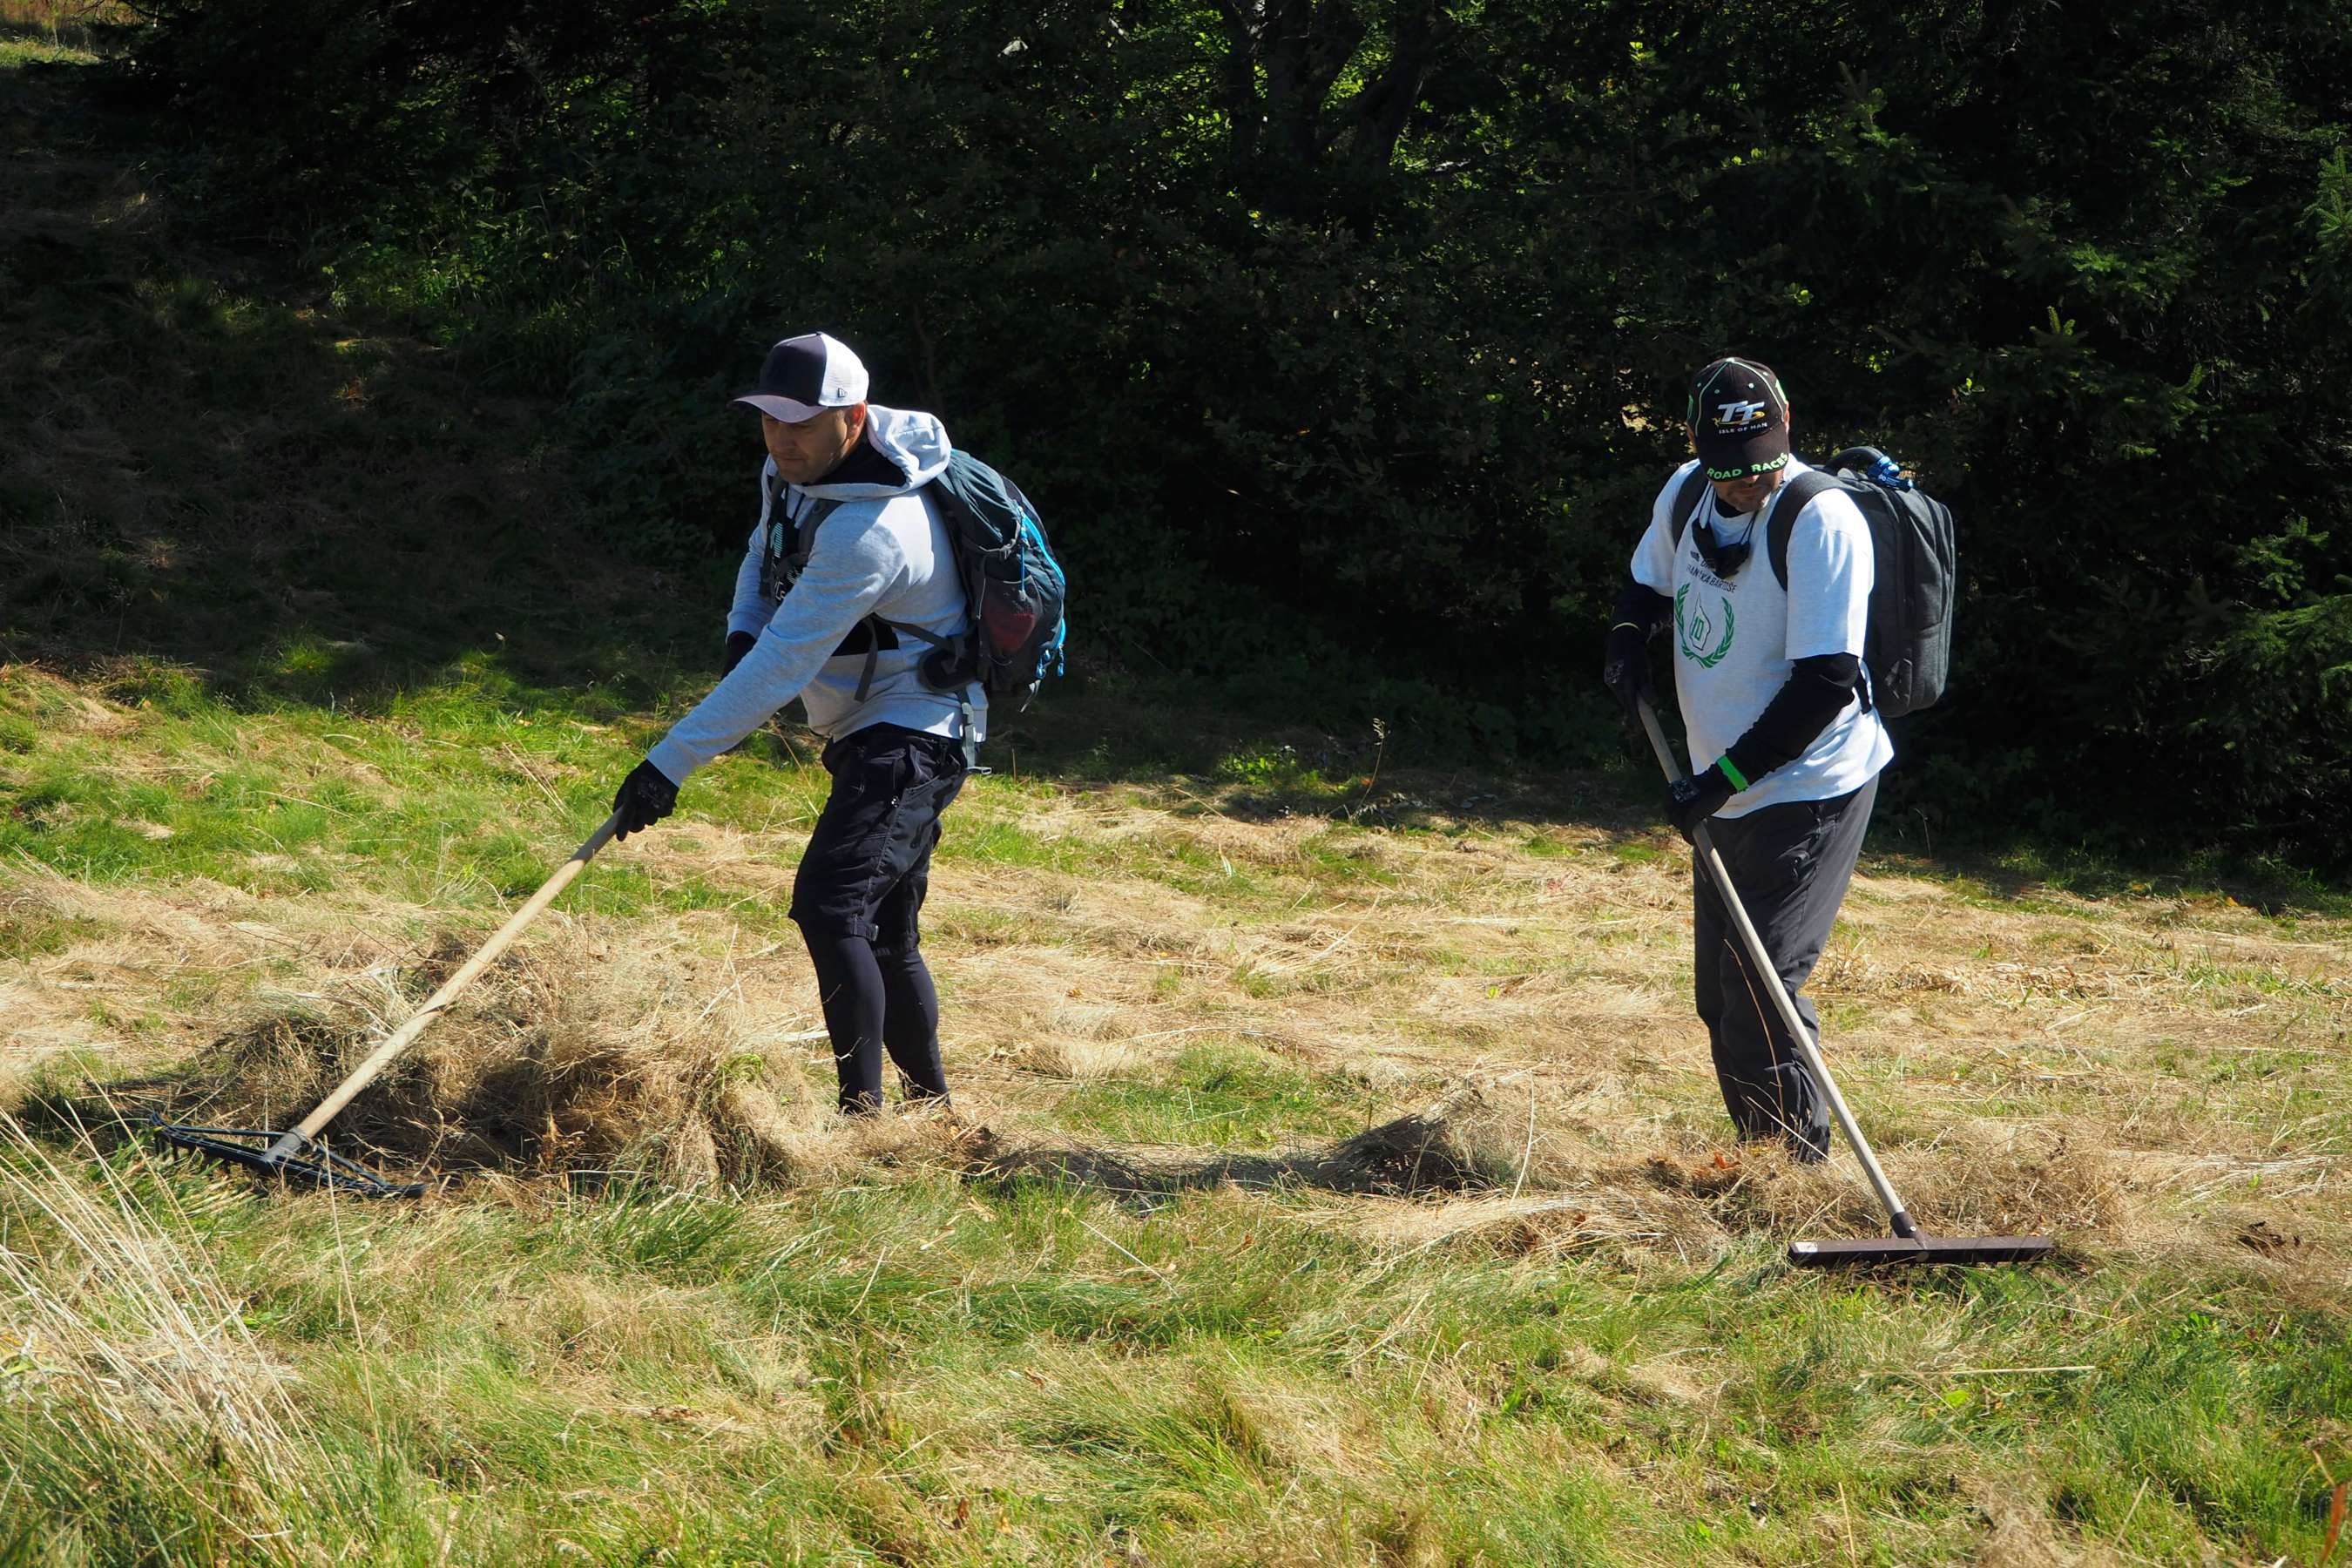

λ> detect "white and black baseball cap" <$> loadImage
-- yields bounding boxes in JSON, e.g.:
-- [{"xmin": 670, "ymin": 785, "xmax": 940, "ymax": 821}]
[
  {"xmin": 1687, "ymin": 356, "xmax": 1791, "ymax": 480},
  {"xmin": 732, "ymin": 331, "xmax": 869, "ymax": 422}
]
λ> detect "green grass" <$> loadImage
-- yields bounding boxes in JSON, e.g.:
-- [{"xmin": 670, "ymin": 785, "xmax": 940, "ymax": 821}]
[
  {"xmin": 6, "ymin": 1140, "xmax": 2347, "ymax": 1565},
  {"xmin": 0, "ymin": 37, "xmax": 92, "ymax": 67},
  {"xmin": 4, "ymin": 623, "xmax": 2343, "ymax": 1565},
  {"xmin": 1053, "ymin": 1042, "xmax": 1389, "ymax": 1146}
]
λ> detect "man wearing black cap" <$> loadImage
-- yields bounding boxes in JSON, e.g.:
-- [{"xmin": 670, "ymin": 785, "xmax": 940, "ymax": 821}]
[
  {"xmin": 606, "ymin": 331, "xmax": 983, "ymax": 1117},
  {"xmin": 1600, "ymin": 357, "xmax": 1891, "ymax": 1161}
]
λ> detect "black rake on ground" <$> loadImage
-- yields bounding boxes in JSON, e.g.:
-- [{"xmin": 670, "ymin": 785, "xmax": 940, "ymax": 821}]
[
  {"xmin": 147, "ymin": 1118, "xmax": 428, "ymax": 1199},
  {"xmin": 150, "ymin": 811, "xmax": 623, "ymax": 1199}
]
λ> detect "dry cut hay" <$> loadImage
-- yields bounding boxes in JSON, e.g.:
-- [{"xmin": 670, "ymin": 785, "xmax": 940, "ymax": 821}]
[
  {"xmin": 1278, "ymin": 1077, "xmax": 2129, "ymax": 1264},
  {"xmin": 1631, "ymin": 1128, "xmax": 2123, "ymax": 1248},
  {"xmin": 46, "ymin": 925, "xmax": 872, "ymax": 1191},
  {"xmin": 971, "ymin": 1069, "xmax": 2126, "ymax": 1265}
]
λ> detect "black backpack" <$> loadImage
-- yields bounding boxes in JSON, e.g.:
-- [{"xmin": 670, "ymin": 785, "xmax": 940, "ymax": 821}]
[
  {"xmin": 1671, "ymin": 446, "xmax": 1955, "ymax": 718},
  {"xmin": 761, "ymin": 449, "xmax": 1069, "ymax": 756}
]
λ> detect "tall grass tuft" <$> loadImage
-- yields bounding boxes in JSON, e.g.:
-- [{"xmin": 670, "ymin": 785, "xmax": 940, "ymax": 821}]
[{"xmin": 0, "ymin": 1112, "xmax": 384, "ymax": 1565}]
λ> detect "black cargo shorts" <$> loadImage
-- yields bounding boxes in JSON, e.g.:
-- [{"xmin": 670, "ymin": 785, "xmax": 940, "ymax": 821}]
[{"xmin": 788, "ymin": 723, "xmax": 969, "ymax": 953}]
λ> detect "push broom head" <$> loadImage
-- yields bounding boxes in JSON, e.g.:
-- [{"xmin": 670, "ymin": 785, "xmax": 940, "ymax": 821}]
[
  {"xmin": 1789, "ymin": 1232, "xmax": 2054, "ymax": 1267},
  {"xmin": 149, "ymin": 1116, "xmax": 426, "ymax": 1199}
]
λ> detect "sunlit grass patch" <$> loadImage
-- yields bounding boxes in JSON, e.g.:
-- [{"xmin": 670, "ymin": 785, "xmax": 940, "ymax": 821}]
[
  {"xmin": 1522, "ymin": 830, "xmax": 1588, "ymax": 859},
  {"xmin": 1052, "ymin": 1042, "xmax": 1392, "ymax": 1148},
  {"xmin": 0, "ymin": 896, "xmax": 104, "ymax": 961},
  {"xmin": 939, "ymin": 810, "xmax": 1080, "ymax": 872},
  {"xmin": 1291, "ymin": 826, "xmax": 1402, "ymax": 885},
  {"xmin": 0, "ymin": 36, "xmax": 94, "ymax": 65},
  {"xmin": 1606, "ymin": 835, "xmax": 1666, "ymax": 866}
]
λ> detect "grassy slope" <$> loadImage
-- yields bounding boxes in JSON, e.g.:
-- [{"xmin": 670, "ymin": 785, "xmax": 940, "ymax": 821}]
[{"xmin": 3, "ymin": 44, "xmax": 2350, "ymax": 1568}]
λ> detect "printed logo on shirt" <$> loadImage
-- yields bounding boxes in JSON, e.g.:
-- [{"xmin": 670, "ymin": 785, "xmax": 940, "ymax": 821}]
[
  {"xmin": 1675, "ymin": 584, "xmax": 1734, "ymax": 669},
  {"xmin": 1682, "ymin": 531, "xmax": 1740, "ymax": 595},
  {"xmin": 1687, "ymin": 560, "xmax": 1738, "ymax": 593}
]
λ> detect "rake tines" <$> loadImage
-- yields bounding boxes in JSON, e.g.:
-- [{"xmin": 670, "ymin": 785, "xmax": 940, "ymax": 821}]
[{"xmin": 148, "ymin": 1117, "xmax": 427, "ymax": 1199}]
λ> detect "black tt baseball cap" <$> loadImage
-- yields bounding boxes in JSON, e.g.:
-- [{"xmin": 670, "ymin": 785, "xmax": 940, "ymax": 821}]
[{"xmin": 1687, "ymin": 356, "xmax": 1791, "ymax": 480}]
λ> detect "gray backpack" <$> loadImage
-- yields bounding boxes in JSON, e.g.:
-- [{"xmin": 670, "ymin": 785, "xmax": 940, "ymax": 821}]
[{"xmin": 1671, "ymin": 446, "xmax": 1955, "ymax": 718}]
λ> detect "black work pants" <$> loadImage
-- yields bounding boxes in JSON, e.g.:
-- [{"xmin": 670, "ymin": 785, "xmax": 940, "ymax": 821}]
[
  {"xmin": 1691, "ymin": 774, "xmax": 1877, "ymax": 1160},
  {"xmin": 788, "ymin": 724, "xmax": 969, "ymax": 1113}
]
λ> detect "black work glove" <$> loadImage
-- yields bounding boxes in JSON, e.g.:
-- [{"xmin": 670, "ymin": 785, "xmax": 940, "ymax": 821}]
[
  {"xmin": 611, "ymin": 759, "xmax": 679, "ymax": 841},
  {"xmin": 1664, "ymin": 763, "xmax": 1737, "ymax": 843},
  {"xmin": 723, "ymin": 631, "xmax": 758, "ymax": 674},
  {"xmin": 1601, "ymin": 622, "xmax": 1652, "ymax": 724}
]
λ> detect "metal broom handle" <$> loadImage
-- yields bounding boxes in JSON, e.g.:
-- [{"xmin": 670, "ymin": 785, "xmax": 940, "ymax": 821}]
[{"xmin": 1635, "ymin": 696, "xmax": 1917, "ymax": 1239}]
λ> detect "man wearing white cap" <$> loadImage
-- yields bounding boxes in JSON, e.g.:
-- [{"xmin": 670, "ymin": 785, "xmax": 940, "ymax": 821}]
[{"xmin": 608, "ymin": 331, "xmax": 983, "ymax": 1116}]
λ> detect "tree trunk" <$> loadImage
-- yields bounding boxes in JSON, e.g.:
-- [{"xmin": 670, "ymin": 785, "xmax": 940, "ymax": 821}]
[{"xmin": 1213, "ymin": 0, "xmax": 1444, "ymax": 221}]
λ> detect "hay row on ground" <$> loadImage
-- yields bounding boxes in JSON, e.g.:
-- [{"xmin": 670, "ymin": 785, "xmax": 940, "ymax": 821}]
[
  {"xmin": 1, "ymin": 764, "xmax": 2341, "ymax": 1288},
  {"xmin": 12, "ymin": 924, "xmax": 2159, "ymax": 1273}
]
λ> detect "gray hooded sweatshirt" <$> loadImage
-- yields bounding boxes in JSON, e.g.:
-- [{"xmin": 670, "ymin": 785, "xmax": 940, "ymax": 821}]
[{"xmin": 646, "ymin": 405, "xmax": 983, "ymax": 785}]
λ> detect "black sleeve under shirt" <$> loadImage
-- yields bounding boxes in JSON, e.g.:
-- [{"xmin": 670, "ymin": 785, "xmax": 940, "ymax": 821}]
[
  {"xmin": 1612, "ymin": 575, "xmax": 1672, "ymax": 636},
  {"xmin": 1614, "ymin": 568, "xmax": 1858, "ymax": 787},
  {"xmin": 1723, "ymin": 652, "xmax": 1862, "ymax": 784}
]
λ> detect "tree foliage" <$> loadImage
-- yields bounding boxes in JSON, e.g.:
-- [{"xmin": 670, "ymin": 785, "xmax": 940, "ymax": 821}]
[{"xmin": 113, "ymin": 0, "xmax": 2352, "ymax": 866}]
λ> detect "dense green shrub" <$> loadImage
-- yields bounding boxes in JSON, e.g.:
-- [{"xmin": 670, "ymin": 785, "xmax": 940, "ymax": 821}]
[{"xmin": 112, "ymin": 0, "xmax": 2352, "ymax": 866}]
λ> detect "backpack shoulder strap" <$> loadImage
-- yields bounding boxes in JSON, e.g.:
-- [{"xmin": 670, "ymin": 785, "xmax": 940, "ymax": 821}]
[
  {"xmin": 1669, "ymin": 463, "xmax": 1710, "ymax": 548},
  {"xmin": 1766, "ymin": 466, "xmax": 1876, "ymax": 711},
  {"xmin": 791, "ymin": 495, "xmax": 843, "ymax": 564},
  {"xmin": 758, "ymin": 469, "xmax": 846, "ymax": 570},
  {"xmin": 1765, "ymin": 470, "xmax": 1839, "ymax": 590}
]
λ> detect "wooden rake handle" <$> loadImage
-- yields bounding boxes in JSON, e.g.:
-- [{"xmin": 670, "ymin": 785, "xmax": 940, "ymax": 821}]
[{"xmin": 273, "ymin": 811, "xmax": 625, "ymax": 1152}]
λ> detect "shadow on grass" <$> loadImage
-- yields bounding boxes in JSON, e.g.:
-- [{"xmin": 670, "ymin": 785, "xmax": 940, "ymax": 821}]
[{"xmin": 970, "ymin": 1110, "xmax": 1505, "ymax": 1207}]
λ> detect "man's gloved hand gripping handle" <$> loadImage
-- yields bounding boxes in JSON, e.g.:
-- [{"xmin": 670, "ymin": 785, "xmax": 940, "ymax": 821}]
[{"xmin": 611, "ymin": 760, "xmax": 679, "ymax": 841}]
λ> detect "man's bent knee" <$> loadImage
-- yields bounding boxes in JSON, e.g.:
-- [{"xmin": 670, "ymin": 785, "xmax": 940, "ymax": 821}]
[{"xmin": 791, "ymin": 906, "xmax": 879, "ymax": 943}]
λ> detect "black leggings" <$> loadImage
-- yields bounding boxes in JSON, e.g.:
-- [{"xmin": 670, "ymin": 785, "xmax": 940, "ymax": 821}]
[
  {"xmin": 788, "ymin": 726, "xmax": 967, "ymax": 1114},
  {"xmin": 803, "ymin": 930, "xmax": 950, "ymax": 1113}
]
